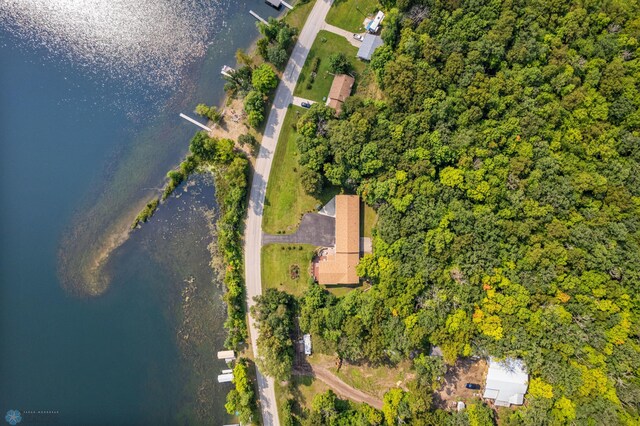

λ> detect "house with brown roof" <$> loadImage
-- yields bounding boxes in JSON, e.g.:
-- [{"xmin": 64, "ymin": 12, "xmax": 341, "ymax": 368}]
[
  {"xmin": 326, "ymin": 74, "xmax": 354, "ymax": 116},
  {"xmin": 314, "ymin": 195, "xmax": 361, "ymax": 285}
]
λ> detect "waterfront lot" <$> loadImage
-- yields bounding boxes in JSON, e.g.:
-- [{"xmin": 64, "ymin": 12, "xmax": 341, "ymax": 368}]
[
  {"xmin": 261, "ymin": 243, "xmax": 317, "ymax": 297},
  {"xmin": 326, "ymin": 0, "xmax": 380, "ymax": 33},
  {"xmin": 293, "ymin": 30, "xmax": 365, "ymax": 103},
  {"xmin": 262, "ymin": 105, "xmax": 339, "ymax": 234}
]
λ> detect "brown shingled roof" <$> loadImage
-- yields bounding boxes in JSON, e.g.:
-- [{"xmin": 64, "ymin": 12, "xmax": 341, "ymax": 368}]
[
  {"xmin": 328, "ymin": 74, "xmax": 354, "ymax": 103},
  {"xmin": 326, "ymin": 74, "xmax": 354, "ymax": 116},
  {"xmin": 314, "ymin": 195, "xmax": 361, "ymax": 285}
]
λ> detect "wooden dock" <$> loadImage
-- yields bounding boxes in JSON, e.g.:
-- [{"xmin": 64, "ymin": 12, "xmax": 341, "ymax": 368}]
[
  {"xmin": 179, "ymin": 113, "xmax": 212, "ymax": 132},
  {"xmin": 281, "ymin": 0, "xmax": 293, "ymax": 9},
  {"xmin": 249, "ymin": 10, "xmax": 268, "ymax": 24}
]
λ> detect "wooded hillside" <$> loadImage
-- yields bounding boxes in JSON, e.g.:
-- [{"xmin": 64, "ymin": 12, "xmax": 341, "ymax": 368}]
[{"xmin": 296, "ymin": 0, "xmax": 640, "ymax": 423}]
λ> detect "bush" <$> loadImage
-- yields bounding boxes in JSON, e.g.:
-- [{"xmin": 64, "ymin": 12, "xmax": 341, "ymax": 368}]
[
  {"xmin": 311, "ymin": 57, "xmax": 320, "ymax": 73},
  {"xmin": 238, "ymin": 134, "xmax": 257, "ymax": 148}
]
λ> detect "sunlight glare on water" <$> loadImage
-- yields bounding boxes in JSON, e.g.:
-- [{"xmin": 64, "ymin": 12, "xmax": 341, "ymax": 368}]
[{"xmin": 0, "ymin": 0, "xmax": 225, "ymax": 89}]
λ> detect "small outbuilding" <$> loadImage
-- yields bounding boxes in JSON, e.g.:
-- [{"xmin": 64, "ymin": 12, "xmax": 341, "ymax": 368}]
[
  {"xmin": 357, "ymin": 34, "xmax": 384, "ymax": 61},
  {"xmin": 326, "ymin": 74, "xmax": 355, "ymax": 116},
  {"xmin": 303, "ymin": 334, "xmax": 312, "ymax": 355},
  {"xmin": 483, "ymin": 358, "xmax": 528, "ymax": 407}
]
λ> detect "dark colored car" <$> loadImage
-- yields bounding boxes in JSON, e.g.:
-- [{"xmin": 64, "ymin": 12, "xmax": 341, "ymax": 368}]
[
  {"xmin": 301, "ymin": 101, "xmax": 311, "ymax": 108},
  {"xmin": 465, "ymin": 383, "xmax": 481, "ymax": 390}
]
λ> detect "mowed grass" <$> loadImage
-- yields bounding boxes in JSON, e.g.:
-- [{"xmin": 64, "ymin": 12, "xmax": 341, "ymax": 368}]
[
  {"xmin": 294, "ymin": 31, "xmax": 366, "ymax": 103},
  {"xmin": 361, "ymin": 203, "xmax": 377, "ymax": 238},
  {"xmin": 326, "ymin": 0, "xmax": 380, "ymax": 33},
  {"xmin": 283, "ymin": 0, "xmax": 316, "ymax": 31},
  {"xmin": 275, "ymin": 376, "xmax": 331, "ymax": 423},
  {"xmin": 329, "ymin": 360, "xmax": 412, "ymax": 399},
  {"xmin": 262, "ymin": 244, "xmax": 316, "ymax": 297},
  {"xmin": 262, "ymin": 105, "xmax": 339, "ymax": 234}
]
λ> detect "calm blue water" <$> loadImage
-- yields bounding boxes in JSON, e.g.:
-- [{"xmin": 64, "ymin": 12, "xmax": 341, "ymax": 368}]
[{"xmin": 0, "ymin": 1, "xmax": 284, "ymax": 424}]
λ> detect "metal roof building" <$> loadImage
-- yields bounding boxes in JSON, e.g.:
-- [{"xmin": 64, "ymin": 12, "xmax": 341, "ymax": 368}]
[
  {"xmin": 357, "ymin": 34, "xmax": 384, "ymax": 61},
  {"xmin": 483, "ymin": 358, "xmax": 529, "ymax": 407},
  {"xmin": 303, "ymin": 334, "xmax": 312, "ymax": 355}
]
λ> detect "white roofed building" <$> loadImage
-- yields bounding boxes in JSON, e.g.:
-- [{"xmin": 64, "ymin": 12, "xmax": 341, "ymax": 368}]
[
  {"xmin": 303, "ymin": 334, "xmax": 312, "ymax": 355},
  {"xmin": 483, "ymin": 358, "xmax": 528, "ymax": 407}
]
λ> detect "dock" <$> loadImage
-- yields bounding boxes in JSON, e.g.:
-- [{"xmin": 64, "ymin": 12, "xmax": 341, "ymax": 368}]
[
  {"xmin": 218, "ymin": 373, "xmax": 234, "ymax": 383},
  {"xmin": 217, "ymin": 350, "xmax": 236, "ymax": 362},
  {"xmin": 179, "ymin": 113, "xmax": 211, "ymax": 132},
  {"xmin": 221, "ymin": 65, "xmax": 235, "ymax": 78},
  {"xmin": 281, "ymin": 0, "xmax": 293, "ymax": 9},
  {"xmin": 249, "ymin": 10, "xmax": 268, "ymax": 24}
]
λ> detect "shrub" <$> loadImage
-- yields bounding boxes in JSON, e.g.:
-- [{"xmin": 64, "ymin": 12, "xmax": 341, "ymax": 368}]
[{"xmin": 311, "ymin": 57, "xmax": 320, "ymax": 73}]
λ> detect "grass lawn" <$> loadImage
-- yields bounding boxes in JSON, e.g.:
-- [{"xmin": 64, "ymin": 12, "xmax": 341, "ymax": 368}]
[
  {"xmin": 283, "ymin": 0, "xmax": 316, "ymax": 31},
  {"xmin": 329, "ymin": 360, "xmax": 413, "ymax": 399},
  {"xmin": 294, "ymin": 30, "xmax": 366, "ymax": 103},
  {"xmin": 361, "ymin": 203, "xmax": 377, "ymax": 238},
  {"xmin": 276, "ymin": 376, "xmax": 330, "ymax": 424},
  {"xmin": 262, "ymin": 105, "xmax": 339, "ymax": 234},
  {"xmin": 262, "ymin": 244, "xmax": 317, "ymax": 297},
  {"xmin": 326, "ymin": 0, "xmax": 380, "ymax": 33},
  {"xmin": 323, "ymin": 284, "xmax": 361, "ymax": 297}
]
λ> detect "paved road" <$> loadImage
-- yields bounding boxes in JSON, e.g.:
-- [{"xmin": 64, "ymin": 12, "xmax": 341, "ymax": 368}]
[{"xmin": 244, "ymin": 1, "xmax": 333, "ymax": 425}]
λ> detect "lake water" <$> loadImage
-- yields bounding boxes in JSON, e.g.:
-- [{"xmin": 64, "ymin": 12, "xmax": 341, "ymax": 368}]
[{"xmin": 0, "ymin": 1, "xmax": 283, "ymax": 424}]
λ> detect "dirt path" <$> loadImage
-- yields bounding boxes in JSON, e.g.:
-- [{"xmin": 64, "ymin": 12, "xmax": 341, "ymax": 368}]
[{"xmin": 294, "ymin": 366, "xmax": 383, "ymax": 410}]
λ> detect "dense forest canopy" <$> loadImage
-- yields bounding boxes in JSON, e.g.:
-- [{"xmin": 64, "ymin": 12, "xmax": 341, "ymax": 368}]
[{"xmin": 296, "ymin": 0, "xmax": 640, "ymax": 423}]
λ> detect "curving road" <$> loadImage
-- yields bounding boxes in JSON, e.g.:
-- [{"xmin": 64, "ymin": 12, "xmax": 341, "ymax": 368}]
[{"xmin": 244, "ymin": 1, "xmax": 333, "ymax": 425}]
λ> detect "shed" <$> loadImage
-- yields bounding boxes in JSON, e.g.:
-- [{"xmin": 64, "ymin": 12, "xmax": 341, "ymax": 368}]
[
  {"xmin": 357, "ymin": 34, "xmax": 384, "ymax": 61},
  {"xmin": 303, "ymin": 334, "xmax": 312, "ymax": 355},
  {"xmin": 483, "ymin": 358, "xmax": 528, "ymax": 407}
]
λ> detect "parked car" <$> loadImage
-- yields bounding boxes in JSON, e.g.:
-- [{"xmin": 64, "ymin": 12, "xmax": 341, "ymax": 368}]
[
  {"xmin": 465, "ymin": 383, "xmax": 481, "ymax": 390},
  {"xmin": 353, "ymin": 33, "xmax": 364, "ymax": 41},
  {"xmin": 301, "ymin": 101, "xmax": 311, "ymax": 108}
]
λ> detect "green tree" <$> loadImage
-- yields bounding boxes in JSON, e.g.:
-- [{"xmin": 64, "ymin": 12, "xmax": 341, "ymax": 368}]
[
  {"xmin": 251, "ymin": 63, "xmax": 278, "ymax": 93},
  {"xmin": 328, "ymin": 52, "xmax": 351, "ymax": 74},
  {"xmin": 244, "ymin": 90, "xmax": 265, "ymax": 128},
  {"xmin": 251, "ymin": 289, "xmax": 295, "ymax": 381}
]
